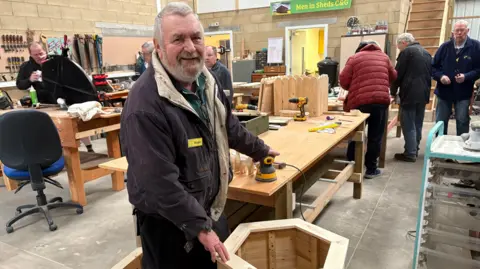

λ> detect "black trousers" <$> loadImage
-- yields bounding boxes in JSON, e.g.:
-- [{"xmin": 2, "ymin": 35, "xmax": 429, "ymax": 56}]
[
  {"xmin": 136, "ymin": 210, "xmax": 230, "ymax": 269},
  {"xmin": 347, "ymin": 104, "xmax": 388, "ymax": 172}
]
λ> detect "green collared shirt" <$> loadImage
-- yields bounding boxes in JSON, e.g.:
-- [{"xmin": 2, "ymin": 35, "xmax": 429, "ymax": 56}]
[{"xmin": 177, "ymin": 73, "xmax": 209, "ymax": 123}]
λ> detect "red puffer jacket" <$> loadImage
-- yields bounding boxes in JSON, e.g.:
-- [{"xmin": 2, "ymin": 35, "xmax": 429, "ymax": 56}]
[{"xmin": 339, "ymin": 44, "xmax": 397, "ymax": 112}]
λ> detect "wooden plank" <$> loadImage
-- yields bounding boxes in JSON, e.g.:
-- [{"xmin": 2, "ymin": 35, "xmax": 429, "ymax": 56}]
[
  {"xmin": 295, "ymin": 75, "xmax": 305, "ymax": 100},
  {"xmin": 228, "ymin": 188, "xmax": 276, "ymax": 207},
  {"xmin": 107, "ymin": 130, "xmax": 125, "ymax": 191},
  {"xmin": 258, "ymin": 79, "xmax": 265, "ymax": 111},
  {"xmin": 273, "ymin": 78, "xmax": 283, "ymax": 116},
  {"xmin": 228, "ymin": 113, "xmax": 369, "ymax": 197},
  {"xmin": 275, "ymin": 229, "xmax": 297, "ymax": 269},
  {"xmin": 274, "ymin": 182, "xmax": 292, "ymax": 220},
  {"xmin": 310, "ymin": 236, "xmax": 318, "ymax": 269},
  {"xmin": 261, "ymin": 82, "xmax": 274, "ymax": 114},
  {"xmin": 304, "ymin": 76, "xmax": 316, "ymax": 117},
  {"xmin": 63, "ymin": 147, "xmax": 87, "ymax": 206},
  {"xmin": 281, "ymin": 77, "xmax": 290, "ymax": 111},
  {"xmin": 287, "ymin": 76, "xmax": 297, "ymax": 110},
  {"xmin": 242, "ymin": 232, "xmax": 269, "ymax": 269},
  {"xmin": 98, "ymin": 157, "xmax": 128, "ymax": 172},
  {"xmin": 1, "ymin": 162, "xmax": 18, "ymax": 190},
  {"xmin": 353, "ymin": 124, "xmax": 365, "ymax": 199},
  {"xmin": 111, "ymin": 247, "xmax": 142, "ymax": 269},
  {"xmin": 268, "ymin": 232, "xmax": 276, "ymax": 269},
  {"xmin": 296, "ymin": 230, "xmax": 312, "ymax": 261},
  {"xmin": 302, "ymin": 164, "xmax": 354, "ymax": 223},
  {"xmin": 75, "ymin": 123, "xmax": 120, "ymax": 139}
]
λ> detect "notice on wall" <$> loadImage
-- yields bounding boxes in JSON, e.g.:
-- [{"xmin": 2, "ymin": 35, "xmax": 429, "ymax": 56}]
[
  {"xmin": 271, "ymin": 0, "xmax": 351, "ymax": 15},
  {"xmin": 267, "ymin": 37, "xmax": 284, "ymax": 64}
]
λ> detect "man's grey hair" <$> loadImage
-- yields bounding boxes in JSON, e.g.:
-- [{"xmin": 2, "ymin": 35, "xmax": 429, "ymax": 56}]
[
  {"xmin": 153, "ymin": 2, "xmax": 204, "ymax": 47},
  {"xmin": 142, "ymin": 41, "xmax": 154, "ymax": 53},
  {"xmin": 454, "ymin": 20, "xmax": 469, "ymax": 29},
  {"xmin": 397, "ymin": 33, "xmax": 415, "ymax": 44},
  {"xmin": 206, "ymin": 45, "xmax": 217, "ymax": 55}
]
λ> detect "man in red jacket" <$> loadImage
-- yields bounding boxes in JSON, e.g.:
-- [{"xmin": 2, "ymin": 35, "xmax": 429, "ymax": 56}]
[{"xmin": 340, "ymin": 41, "xmax": 397, "ymax": 178}]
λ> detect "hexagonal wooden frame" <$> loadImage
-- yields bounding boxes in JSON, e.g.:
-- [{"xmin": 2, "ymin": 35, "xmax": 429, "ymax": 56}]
[{"xmin": 218, "ymin": 218, "xmax": 349, "ymax": 269}]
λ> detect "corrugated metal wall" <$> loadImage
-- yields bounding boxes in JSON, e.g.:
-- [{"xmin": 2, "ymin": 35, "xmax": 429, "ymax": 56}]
[{"xmin": 453, "ymin": 0, "xmax": 480, "ymax": 40}]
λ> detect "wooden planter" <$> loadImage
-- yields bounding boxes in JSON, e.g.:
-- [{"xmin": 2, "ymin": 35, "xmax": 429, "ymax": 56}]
[
  {"xmin": 112, "ymin": 219, "xmax": 348, "ymax": 269},
  {"xmin": 219, "ymin": 219, "xmax": 348, "ymax": 269}
]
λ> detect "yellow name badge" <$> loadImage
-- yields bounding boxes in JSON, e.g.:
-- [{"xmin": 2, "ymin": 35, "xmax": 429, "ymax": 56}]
[{"xmin": 188, "ymin": 138, "xmax": 203, "ymax": 148}]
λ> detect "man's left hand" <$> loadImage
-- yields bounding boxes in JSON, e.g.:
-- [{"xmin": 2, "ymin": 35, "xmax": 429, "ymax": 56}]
[
  {"xmin": 268, "ymin": 149, "xmax": 280, "ymax": 157},
  {"xmin": 455, "ymin": 73, "xmax": 465, "ymax": 84}
]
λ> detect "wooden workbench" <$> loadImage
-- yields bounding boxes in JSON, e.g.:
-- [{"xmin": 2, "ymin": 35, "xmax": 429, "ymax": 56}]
[
  {"xmin": 100, "ymin": 112, "xmax": 368, "ymax": 225},
  {"xmin": 1, "ymin": 107, "xmax": 124, "ymax": 206},
  {"xmin": 328, "ymin": 99, "xmax": 390, "ymax": 168}
]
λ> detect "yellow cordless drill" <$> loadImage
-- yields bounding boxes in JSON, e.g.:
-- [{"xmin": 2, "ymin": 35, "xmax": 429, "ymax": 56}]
[
  {"xmin": 235, "ymin": 103, "xmax": 258, "ymax": 111},
  {"xmin": 289, "ymin": 97, "xmax": 308, "ymax": 121}
]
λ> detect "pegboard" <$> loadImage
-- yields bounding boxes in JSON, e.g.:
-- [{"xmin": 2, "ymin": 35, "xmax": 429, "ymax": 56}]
[{"xmin": 0, "ymin": 33, "xmax": 30, "ymax": 82}]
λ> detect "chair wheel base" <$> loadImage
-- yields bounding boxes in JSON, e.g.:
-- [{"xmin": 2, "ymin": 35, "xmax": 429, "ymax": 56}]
[
  {"xmin": 49, "ymin": 224, "xmax": 57, "ymax": 231},
  {"xmin": 6, "ymin": 226, "xmax": 13, "ymax": 233}
]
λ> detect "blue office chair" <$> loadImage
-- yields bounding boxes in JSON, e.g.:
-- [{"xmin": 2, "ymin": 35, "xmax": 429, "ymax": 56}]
[{"xmin": 0, "ymin": 110, "xmax": 83, "ymax": 233}]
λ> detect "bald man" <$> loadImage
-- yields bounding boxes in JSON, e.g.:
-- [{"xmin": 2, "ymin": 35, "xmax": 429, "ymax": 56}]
[
  {"xmin": 16, "ymin": 42, "xmax": 54, "ymax": 103},
  {"xmin": 205, "ymin": 46, "xmax": 234, "ymax": 103},
  {"xmin": 16, "ymin": 42, "xmax": 95, "ymax": 152}
]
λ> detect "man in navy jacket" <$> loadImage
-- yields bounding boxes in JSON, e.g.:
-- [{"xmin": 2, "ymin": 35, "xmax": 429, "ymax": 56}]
[{"xmin": 432, "ymin": 20, "xmax": 480, "ymax": 135}]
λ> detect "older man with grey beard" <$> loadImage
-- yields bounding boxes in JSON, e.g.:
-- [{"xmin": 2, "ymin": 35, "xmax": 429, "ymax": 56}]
[{"xmin": 120, "ymin": 2, "xmax": 279, "ymax": 268}]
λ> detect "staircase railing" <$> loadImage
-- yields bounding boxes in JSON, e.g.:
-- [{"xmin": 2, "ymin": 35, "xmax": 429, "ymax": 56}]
[{"xmin": 439, "ymin": 0, "xmax": 455, "ymax": 45}]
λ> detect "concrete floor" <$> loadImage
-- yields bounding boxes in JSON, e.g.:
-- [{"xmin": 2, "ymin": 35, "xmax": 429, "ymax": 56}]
[{"xmin": 0, "ymin": 122, "xmax": 442, "ymax": 269}]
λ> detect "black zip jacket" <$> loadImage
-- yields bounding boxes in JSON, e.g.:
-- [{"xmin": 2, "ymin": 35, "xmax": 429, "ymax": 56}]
[
  {"xmin": 120, "ymin": 66, "xmax": 269, "ymax": 242},
  {"xmin": 390, "ymin": 42, "xmax": 432, "ymax": 105},
  {"xmin": 16, "ymin": 57, "xmax": 54, "ymax": 104}
]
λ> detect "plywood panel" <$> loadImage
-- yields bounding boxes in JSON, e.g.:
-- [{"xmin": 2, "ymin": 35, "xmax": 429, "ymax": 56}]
[
  {"xmin": 102, "ymin": 36, "xmax": 151, "ymax": 66},
  {"xmin": 275, "ymin": 229, "xmax": 297, "ymax": 269},
  {"xmin": 242, "ymin": 232, "xmax": 269, "ymax": 269},
  {"xmin": 287, "ymin": 76, "xmax": 297, "ymax": 110}
]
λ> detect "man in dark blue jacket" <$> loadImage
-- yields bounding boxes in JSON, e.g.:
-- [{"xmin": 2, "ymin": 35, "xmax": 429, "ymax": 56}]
[{"xmin": 432, "ymin": 20, "xmax": 480, "ymax": 135}]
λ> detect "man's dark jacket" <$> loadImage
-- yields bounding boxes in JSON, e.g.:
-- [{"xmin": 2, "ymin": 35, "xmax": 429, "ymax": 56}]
[
  {"xmin": 211, "ymin": 60, "xmax": 234, "ymax": 103},
  {"xmin": 16, "ymin": 57, "xmax": 54, "ymax": 103},
  {"xmin": 432, "ymin": 36, "xmax": 480, "ymax": 101},
  {"xmin": 120, "ymin": 63, "xmax": 269, "ymax": 242},
  {"xmin": 390, "ymin": 42, "xmax": 432, "ymax": 105}
]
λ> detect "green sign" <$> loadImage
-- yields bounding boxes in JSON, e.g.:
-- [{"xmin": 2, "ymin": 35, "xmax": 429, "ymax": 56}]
[{"xmin": 271, "ymin": 0, "xmax": 352, "ymax": 15}]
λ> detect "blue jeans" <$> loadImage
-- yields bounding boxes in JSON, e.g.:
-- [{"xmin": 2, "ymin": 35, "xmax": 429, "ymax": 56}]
[
  {"xmin": 436, "ymin": 97, "xmax": 470, "ymax": 135},
  {"xmin": 400, "ymin": 104, "xmax": 426, "ymax": 157}
]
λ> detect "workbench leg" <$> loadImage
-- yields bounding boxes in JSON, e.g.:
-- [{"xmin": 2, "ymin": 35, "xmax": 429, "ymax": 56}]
[
  {"xmin": 353, "ymin": 124, "xmax": 365, "ymax": 199},
  {"xmin": 274, "ymin": 182, "xmax": 292, "ymax": 220},
  {"xmin": 379, "ymin": 109, "xmax": 388, "ymax": 169},
  {"xmin": 1, "ymin": 163, "xmax": 18, "ymax": 191},
  {"xmin": 64, "ymin": 147, "xmax": 87, "ymax": 206},
  {"xmin": 107, "ymin": 131, "xmax": 125, "ymax": 191}
]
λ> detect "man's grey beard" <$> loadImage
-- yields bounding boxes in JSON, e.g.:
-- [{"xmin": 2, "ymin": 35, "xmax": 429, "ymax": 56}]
[{"xmin": 160, "ymin": 49, "xmax": 204, "ymax": 83}]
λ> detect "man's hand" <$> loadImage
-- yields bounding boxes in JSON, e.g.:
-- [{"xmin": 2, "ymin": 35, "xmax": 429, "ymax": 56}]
[
  {"xmin": 198, "ymin": 230, "xmax": 230, "ymax": 263},
  {"xmin": 29, "ymin": 72, "xmax": 40, "ymax": 82},
  {"xmin": 440, "ymin": 75, "xmax": 451, "ymax": 85},
  {"xmin": 268, "ymin": 148, "xmax": 280, "ymax": 157},
  {"xmin": 390, "ymin": 96, "xmax": 395, "ymax": 104},
  {"xmin": 455, "ymin": 73, "xmax": 465, "ymax": 84}
]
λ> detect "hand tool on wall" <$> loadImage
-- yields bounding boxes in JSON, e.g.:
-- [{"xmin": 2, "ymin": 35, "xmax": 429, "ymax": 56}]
[
  {"xmin": 255, "ymin": 156, "xmax": 277, "ymax": 182},
  {"xmin": 289, "ymin": 97, "xmax": 308, "ymax": 121}
]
